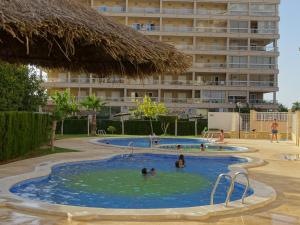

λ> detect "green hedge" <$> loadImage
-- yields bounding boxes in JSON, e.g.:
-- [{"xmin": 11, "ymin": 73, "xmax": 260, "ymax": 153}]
[
  {"xmin": 57, "ymin": 118, "xmax": 207, "ymax": 136},
  {"xmin": 0, "ymin": 112, "xmax": 50, "ymax": 161},
  {"xmin": 56, "ymin": 118, "xmax": 88, "ymax": 134}
]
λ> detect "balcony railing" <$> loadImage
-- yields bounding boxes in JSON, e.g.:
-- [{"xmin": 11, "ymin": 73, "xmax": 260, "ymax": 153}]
[
  {"xmin": 228, "ymin": 63, "xmax": 249, "ymax": 69},
  {"xmin": 176, "ymin": 44, "xmax": 277, "ymax": 53},
  {"xmin": 163, "ymin": 8, "xmax": 193, "ymax": 15},
  {"xmin": 249, "ymin": 81, "xmax": 275, "ymax": 87},
  {"xmin": 202, "ymin": 98, "xmax": 226, "ymax": 104},
  {"xmin": 229, "ymin": 45, "xmax": 249, "ymax": 51},
  {"xmin": 250, "ymin": 46, "xmax": 277, "ymax": 52},
  {"xmin": 50, "ymin": 96, "xmax": 277, "ymax": 107},
  {"xmin": 96, "ymin": 5, "xmax": 277, "ymax": 17},
  {"xmin": 249, "ymin": 64, "xmax": 276, "ymax": 69},
  {"xmin": 97, "ymin": 6, "xmax": 125, "ymax": 13},
  {"xmin": 128, "ymin": 7, "xmax": 160, "ymax": 14},
  {"xmin": 197, "ymin": 9, "xmax": 227, "ymax": 15},
  {"xmin": 45, "ymin": 78, "xmax": 276, "ymax": 88},
  {"xmin": 127, "ymin": 79, "xmax": 160, "ymax": 85},
  {"xmin": 249, "ymin": 100, "xmax": 277, "ymax": 105},
  {"xmin": 227, "ymin": 81, "xmax": 248, "ymax": 86},
  {"xmin": 229, "ymin": 10, "xmax": 276, "ymax": 16},
  {"xmin": 251, "ymin": 28, "xmax": 277, "ymax": 34},
  {"xmin": 229, "ymin": 10, "xmax": 249, "ymax": 16},
  {"xmin": 250, "ymin": 11, "xmax": 276, "ymax": 16},
  {"xmin": 194, "ymin": 62, "xmax": 227, "ymax": 69},
  {"xmin": 132, "ymin": 25, "xmax": 160, "ymax": 32},
  {"xmin": 139, "ymin": 26, "xmax": 278, "ymax": 34}
]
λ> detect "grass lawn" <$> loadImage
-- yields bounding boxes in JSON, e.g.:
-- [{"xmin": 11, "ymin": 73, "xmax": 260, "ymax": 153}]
[{"xmin": 0, "ymin": 146, "xmax": 79, "ymax": 165}]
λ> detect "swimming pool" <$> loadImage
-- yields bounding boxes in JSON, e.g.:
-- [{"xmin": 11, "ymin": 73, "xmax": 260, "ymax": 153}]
[
  {"xmin": 97, "ymin": 137, "xmax": 247, "ymax": 152},
  {"xmin": 98, "ymin": 137, "xmax": 208, "ymax": 148},
  {"xmin": 10, "ymin": 154, "xmax": 253, "ymax": 209}
]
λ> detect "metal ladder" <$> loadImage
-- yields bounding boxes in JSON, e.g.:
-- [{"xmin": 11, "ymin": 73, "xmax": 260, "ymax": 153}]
[
  {"xmin": 210, "ymin": 172, "xmax": 250, "ymax": 206},
  {"xmin": 128, "ymin": 141, "xmax": 134, "ymax": 155}
]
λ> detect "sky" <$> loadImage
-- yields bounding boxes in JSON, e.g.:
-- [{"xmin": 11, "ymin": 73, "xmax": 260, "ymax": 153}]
[{"xmin": 276, "ymin": 0, "xmax": 300, "ymax": 107}]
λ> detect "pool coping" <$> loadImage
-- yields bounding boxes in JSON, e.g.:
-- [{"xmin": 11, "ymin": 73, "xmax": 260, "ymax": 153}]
[
  {"xmin": 89, "ymin": 137, "xmax": 255, "ymax": 154},
  {"xmin": 0, "ymin": 151, "xmax": 275, "ymax": 222}
]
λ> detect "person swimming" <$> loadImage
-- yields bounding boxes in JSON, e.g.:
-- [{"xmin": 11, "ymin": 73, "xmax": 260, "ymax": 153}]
[
  {"xmin": 200, "ymin": 143, "xmax": 205, "ymax": 151},
  {"xmin": 175, "ymin": 154, "xmax": 185, "ymax": 168},
  {"xmin": 141, "ymin": 168, "xmax": 148, "ymax": 176},
  {"xmin": 150, "ymin": 168, "xmax": 156, "ymax": 176},
  {"xmin": 141, "ymin": 168, "xmax": 156, "ymax": 176}
]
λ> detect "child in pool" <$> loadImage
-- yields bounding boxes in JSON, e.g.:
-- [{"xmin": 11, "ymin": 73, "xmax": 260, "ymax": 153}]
[{"xmin": 200, "ymin": 143, "xmax": 205, "ymax": 151}]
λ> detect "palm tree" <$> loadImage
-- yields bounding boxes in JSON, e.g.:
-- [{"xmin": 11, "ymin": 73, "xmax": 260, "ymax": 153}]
[
  {"xmin": 292, "ymin": 101, "xmax": 300, "ymax": 112},
  {"xmin": 50, "ymin": 90, "xmax": 75, "ymax": 149},
  {"xmin": 80, "ymin": 95, "xmax": 105, "ymax": 136}
]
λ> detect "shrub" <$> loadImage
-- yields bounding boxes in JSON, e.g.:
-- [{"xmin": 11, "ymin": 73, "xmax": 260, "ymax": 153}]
[
  {"xmin": 0, "ymin": 112, "xmax": 50, "ymax": 161},
  {"xmin": 56, "ymin": 118, "xmax": 208, "ymax": 136},
  {"xmin": 107, "ymin": 126, "xmax": 117, "ymax": 134}
]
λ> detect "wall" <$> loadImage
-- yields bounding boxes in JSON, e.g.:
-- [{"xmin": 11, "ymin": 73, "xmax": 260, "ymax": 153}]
[
  {"xmin": 208, "ymin": 112, "xmax": 239, "ymax": 132},
  {"xmin": 291, "ymin": 111, "xmax": 300, "ymax": 147},
  {"xmin": 250, "ymin": 110, "xmax": 292, "ymax": 135}
]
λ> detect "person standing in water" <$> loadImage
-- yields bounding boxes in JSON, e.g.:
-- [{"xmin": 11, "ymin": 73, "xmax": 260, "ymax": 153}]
[
  {"xmin": 271, "ymin": 119, "xmax": 279, "ymax": 143},
  {"xmin": 200, "ymin": 143, "xmax": 205, "ymax": 151}
]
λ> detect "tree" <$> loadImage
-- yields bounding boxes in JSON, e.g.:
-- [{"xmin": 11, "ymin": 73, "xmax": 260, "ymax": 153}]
[
  {"xmin": 135, "ymin": 96, "xmax": 167, "ymax": 134},
  {"xmin": 278, "ymin": 103, "xmax": 288, "ymax": 112},
  {"xmin": 50, "ymin": 90, "xmax": 76, "ymax": 149},
  {"xmin": 80, "ymin": 95, "xmax": 105, "ymax": 136},
  {"xmin": 0, "ymin": 62, "xmax": 47, "ymax": 111},
  {"xmin": 292, "ymin": 101, "xmax": 300, "ymax": 112},
  {"xmin": 158, "ymin": 115, "xmax": 177, "ymax": 135},
  {"xmin": 107, "ymin": 126, "xmax": 116, "ymax": 134}
]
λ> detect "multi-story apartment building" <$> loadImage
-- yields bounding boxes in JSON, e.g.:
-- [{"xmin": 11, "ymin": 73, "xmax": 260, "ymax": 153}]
[{"xmin": 44, "ymin": 0, "xmax": 280, "ymax": 117}]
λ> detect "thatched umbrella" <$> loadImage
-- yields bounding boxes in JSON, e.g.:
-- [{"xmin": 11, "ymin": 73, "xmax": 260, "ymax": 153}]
[{"xmin": 0, "ymin": 0, "xmax": 191, "ymax": 77}]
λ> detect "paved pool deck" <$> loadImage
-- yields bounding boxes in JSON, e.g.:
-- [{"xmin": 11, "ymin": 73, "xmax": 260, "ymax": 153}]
[{"xmin": 0, "ymin": 137, "xmax": 300, "ymax": 225}]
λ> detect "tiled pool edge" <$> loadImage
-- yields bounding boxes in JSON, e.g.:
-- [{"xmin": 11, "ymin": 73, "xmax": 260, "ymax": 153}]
[{"xmin": 0, "ymin": 153, "xmax": 276, "ymax": 222}]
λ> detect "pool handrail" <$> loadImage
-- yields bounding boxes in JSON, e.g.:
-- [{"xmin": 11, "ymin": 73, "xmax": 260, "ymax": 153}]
[
  {"xmin": 210, "ymin": 173, "xmax": 233, "ymax": 205},
  {"xmin": 225, "ymin": 172, "xmax": 250, "ymax": 206},
  {"xmin": 128, "ymin": 141, "xmax": 134, "ymax": 155}
]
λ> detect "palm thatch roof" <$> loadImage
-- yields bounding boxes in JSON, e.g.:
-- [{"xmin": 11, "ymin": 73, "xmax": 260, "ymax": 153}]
[{"xmin": 0, "ymin": 0, "xmax": 191, "ymax": 77}]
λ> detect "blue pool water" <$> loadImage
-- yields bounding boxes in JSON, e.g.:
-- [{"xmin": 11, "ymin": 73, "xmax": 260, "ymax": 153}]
[
  {"xmin": 97, "ymin": 137, "xmax": 246, "ymax": 152},
  {"xmin": 10, "ymin": 154, "xmax": 253, "ymax": 209},
  {"xmin": 98, "ymin": 137, "xmax": 208, "ymax": 148}
]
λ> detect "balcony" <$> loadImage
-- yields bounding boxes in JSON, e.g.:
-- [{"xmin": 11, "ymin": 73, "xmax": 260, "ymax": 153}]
[
  {"xmin": 161, "ymin": 80, "xmax": 193, "ymax": 85},
  {"xmin": 163, "ymin": 98, "xmax": 189, "ymax": 103},
  {"xmin": 250, "ymin": 11, "xmax": 276, "ymax": 17},
  {"xmin": 228, "ymin": 63, "xmax": 249, "ymax": 69},
  {"xmin": 249, "ymin": 99, "xmax": 277, "ymax": 105},
  {"xmin": 194, "ymin": 62, "xmax": 226, "ymax": 69},
  {"xmin": 176, "ymin": 44, "xmax": 227, "ymax": 51},
  {"xmin": 229, "ymin": 46, "xmax": 248, "ymax": 51},
  {"xmin": 197, "ymin": 9, "xmax": 227, "ymax": 15},
  {"xmin": 162, "ymin": 26, "xmax": 193, "ymax": 33},
  {"xmin": 229, "ymin": 10, "xmax": 249, "ymax": 16},
  {"xmin": 250, "ymin": 46, "xmax": 277, "ymax": 52},
  {"xmin": 163, "ymin": 8, "xmax": 193, "ymax": 15},
  {"xmin": 177, "ymin": 44, "xmax": 277, "ymax": 53},
  {"xmin": 249, "ymin": 81, "xmax": 275, "ymax": 87},
  {"xmin": 251, "ymin": 28, "xmax": 277, "ymax": 34},
  {"xmin": 97, "ymin": 6, "xmax": 125, "ymax": 13},
  {"xmin": 45, "ymin": 78, "xmax": 277, "ymax": 89},
  {"xmin": 46, "ymin": 77, "xmax": 125, "ymax": 84},
  {"xmin": 227, "ymin": 80, "xmax": 248, "ymax": 87},
  {"xmin": 128, "ymin": 7, "xmax": 160, "ymax": 14},
  {"xmin": 202, "ymin": 98, "xmax": 226, "ymax": 104},
  {"xmin": 229, "ymin": 27, "xmax": 249, "ymax": 33},
  {"xmin": 249, "ymin": 64, "xmax": 276, "ymax": 70},
  {"xmin": 132, "ymin": 25, "xmax": 160, "ymax": 32}
]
